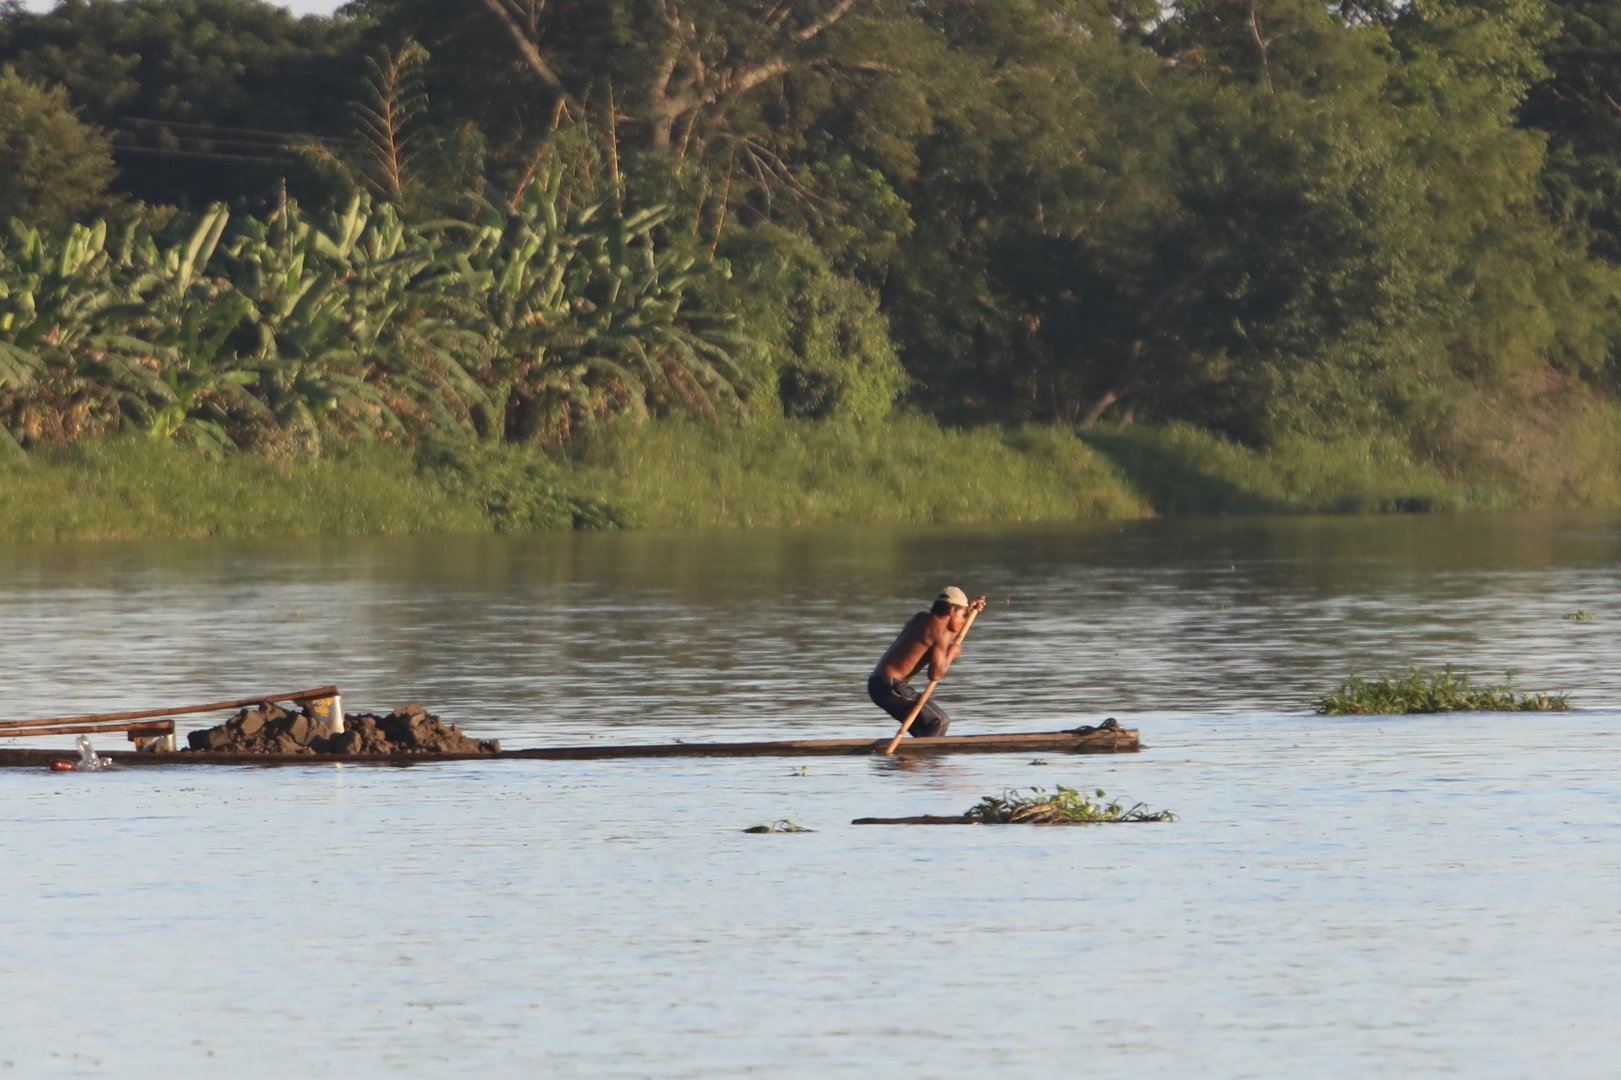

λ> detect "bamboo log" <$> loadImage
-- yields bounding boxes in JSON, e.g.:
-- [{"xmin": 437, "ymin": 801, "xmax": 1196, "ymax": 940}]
[
  {"xmin": 852, "ymin": 814, "xmax": 1165, "ymax": 826},
  {"xmin": 0, "ymin": 719, "xmax": 178, "ymax": 740},
  {"xmin": 0, "ymin": 687, "xmax": 338, "ymax": 732}
]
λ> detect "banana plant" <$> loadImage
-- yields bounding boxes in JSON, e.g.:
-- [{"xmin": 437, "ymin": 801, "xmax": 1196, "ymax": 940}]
[
  {"xmin": 0, "ymin": 162, "xmax": 755, "ymax": 453},
  {"xmin": 0, "ymin": 219, "xmax": 155, "ymax": 446},
  {"xmin": 417, "ymin": 171, "xmax": 752, "ymax": 441},
  {"xmin": 147, "ymin": 365, "xmax": 262, "ymax": 454},
  {"xmin": 0, "ymin": 219, "xmax": 127, "ymax": 353},
  {"xmin": 126, "ymin": 287, "xmax": 265, "ymax": 453}
]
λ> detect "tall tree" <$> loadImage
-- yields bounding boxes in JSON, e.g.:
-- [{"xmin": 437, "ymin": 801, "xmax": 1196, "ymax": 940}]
[
  {"xmin": 888, "ymin": 0, "xmax": 1444, "ymax": 437},
  {"xmin": 877, "ymin": 0, "xmax": 1172, "ymax": 421},
  {"xmin": 1524, "ymin": 0, "xmax": 1621, "ymax": 265},
  {"xmin": 1387, "ymin": 0, "xmax": 1618, "ymax": 392},
  {"xmin": 353, "ymin": 0, "xmax": 873, "ymax": 155},
  {"xmin": 0, "ymin": 67, "xmax": 118, "ymax": 226}
]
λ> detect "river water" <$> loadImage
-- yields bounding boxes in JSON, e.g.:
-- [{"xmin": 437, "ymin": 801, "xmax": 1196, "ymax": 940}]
[{"xmin": 2, "ymin": 512, "xmax": 1619, "ymax": 1077}]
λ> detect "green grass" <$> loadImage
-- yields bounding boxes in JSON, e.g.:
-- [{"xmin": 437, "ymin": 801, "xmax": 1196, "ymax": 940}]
[
  {"xmin": 8, "ymin": 405, "xmax": 1621, "ymax": 542},
  {"xmin": 567, "ymin": 415, "xmax": 1151, "ymax": 528},
  {"xmin": 1315, "ymin": 666, "xmax": 1570, "ymax": 715},
  {"xmin": 0, "ymin": 438, "xmax": 488, "ymax": 541},
  {"xmin": 0, "ymin": 420, "xmax": 1151, "ymax": 540},
  {"xmin": 1506, "ymin": 400, "xmax": 1621, "ymax": 509},
  {"xmin": 1080, "ymin": 422, "xmax": 1492, "ymax": 516},
  {"xmin": 964, "ymin": 785, "xmax": 1176, "ymax": 824}
]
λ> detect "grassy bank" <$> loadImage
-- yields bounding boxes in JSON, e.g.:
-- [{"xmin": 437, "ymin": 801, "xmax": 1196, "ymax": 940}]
[
  {"xmin": 566, "ymin": 417, "xmax": 1149, "ymax": 527},
  {"xmin": 2, "ymin": 408, "xmax": 1617, "ymax": 542},
  {"xmin": 0, "ymin": 439, "xmax": 488, "ymax": 541},
  {"xmin": 1080, "ymin": 423, "xmax": 1491, "ymax": 515}
]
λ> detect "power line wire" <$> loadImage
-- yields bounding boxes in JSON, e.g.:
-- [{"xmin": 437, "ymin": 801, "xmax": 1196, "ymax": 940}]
[
  {"xmin": 109, "ymin": 129, "xmax": 330, "ymax": 156},
  {"xmin": 113, "ymin": 115, "xmax": 357, "ymax": 146},
  {"xmin": 110, "ymin": 144, "xmax": 306, "ymax": 165}
]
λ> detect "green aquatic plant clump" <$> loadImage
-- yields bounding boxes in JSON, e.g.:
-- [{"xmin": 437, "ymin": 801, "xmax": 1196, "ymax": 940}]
[
  {"xmin": 1315, "ymin": 666, "xmax": 1569, "ymax": 715},
  {"xmin": 964, "ymin": 786, "xmax": 1175, "ymax": 825}
]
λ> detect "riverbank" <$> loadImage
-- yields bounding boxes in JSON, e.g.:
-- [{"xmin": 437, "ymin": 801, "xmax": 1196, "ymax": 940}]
[{"xmin": 2, "ymin": 409, "xmax": 1617, "ymax": 542}]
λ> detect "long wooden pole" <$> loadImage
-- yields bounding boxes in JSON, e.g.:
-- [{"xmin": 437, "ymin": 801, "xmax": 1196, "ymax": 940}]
[
  {"xmin": 882, "ymin": 608, "xmax": 980, "ymax": 755},
  {"xmin": 0, "ymin": 719, "xmax": 179, "ymax": 740},
  {"xmin": 0, "ymin": 687, "xmax": 338, "ymax": 732}
]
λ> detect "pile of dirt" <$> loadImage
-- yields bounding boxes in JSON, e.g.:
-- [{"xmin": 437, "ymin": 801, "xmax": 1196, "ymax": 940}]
[{"xmin": 184, "ymin": 702, "xmax": 500, "ymax": 756}]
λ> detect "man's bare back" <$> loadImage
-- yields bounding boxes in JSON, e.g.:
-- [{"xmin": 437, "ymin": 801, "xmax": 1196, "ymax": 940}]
[
  {"xmin": 872, "ymin": 591, "xmax": 986, "ymax": 683},
  {"xmin": 873, "ymin": 611, "xmax": 953, "ymax": 683}
]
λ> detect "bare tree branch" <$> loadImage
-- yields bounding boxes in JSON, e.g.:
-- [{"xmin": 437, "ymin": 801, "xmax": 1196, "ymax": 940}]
[
  {"xmin": 1247, "ymin": 2, "xmax": 1274, "ymax": 97},
  {"xmin": 723, "ymin": 1, "xmax": 860, "ymax": 106},
  {"xmin": 796, "ymin": 0, "xmax": 858, "ymax": 42},
  {"xmin": 729, "ymin": 57, "xmax": 792, "ymax": 97},
  {"xmin": 479, "ymin": 0, "xmax": 581, "ymax": 114}
]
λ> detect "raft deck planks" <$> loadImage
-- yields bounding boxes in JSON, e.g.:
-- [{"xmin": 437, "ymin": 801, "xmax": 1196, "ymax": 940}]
[{"xmin": 0, "ymin": 724, "xmax": 1137, "ymax": 768}]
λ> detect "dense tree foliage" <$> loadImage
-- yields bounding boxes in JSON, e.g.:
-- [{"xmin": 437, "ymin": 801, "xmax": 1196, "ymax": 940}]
[
  {"xmin": 2, "ymin": 0, "xmax": 1620, "ymax": 455},
  {"xmin": 1526, "ymin": 1, "xmax": 1621, "ymax": 265},
  {"xmin": 0, "ymin": 0, "xmax": 363, "ymax": 209},
  {"xmin": 0, "ymin": 67, "xmax": 117, "ymax": 226}
]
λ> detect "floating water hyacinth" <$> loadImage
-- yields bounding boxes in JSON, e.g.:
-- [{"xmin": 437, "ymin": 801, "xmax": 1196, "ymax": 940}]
[
  {"xmin": 1315, "ymin": 666, "xmax": 1568, "ymax": 715},
  {"xmin": 964, "ymin": 786, "xmax": 1175, "ymax": 824}
]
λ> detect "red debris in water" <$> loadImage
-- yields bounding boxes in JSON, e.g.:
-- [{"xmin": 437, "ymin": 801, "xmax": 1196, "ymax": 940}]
[{"xmin": 49, "ymin": 760, "xmax": 76, "ymax": 772}]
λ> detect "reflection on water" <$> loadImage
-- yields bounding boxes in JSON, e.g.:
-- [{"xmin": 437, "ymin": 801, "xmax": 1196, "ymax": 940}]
[
  {"xmin": 2, "ymin": 510, "xmax": 1617, "ymax": 737},
  {"xmin": 2, "ymin": 511, "xmax": 1619, "ymax": 1077}
]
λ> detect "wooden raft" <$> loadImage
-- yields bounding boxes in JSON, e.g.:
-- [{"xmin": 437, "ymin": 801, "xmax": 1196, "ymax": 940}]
[
  {"xmin": 500, "ymin": 723, "xmax": 1137, "ymax": 761},
  {"xmin": 0, "ymin": 722, "xmax": 1138, "ymax": 768}
]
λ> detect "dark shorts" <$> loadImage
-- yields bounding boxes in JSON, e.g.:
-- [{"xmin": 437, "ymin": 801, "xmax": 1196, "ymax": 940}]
[{"xmin": 867, "ymin": 672, "xmax": 951, "ymax": 737}]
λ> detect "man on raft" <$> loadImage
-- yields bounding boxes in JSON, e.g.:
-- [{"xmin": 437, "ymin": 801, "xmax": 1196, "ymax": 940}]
[{"xmin": 868, "ymin": 586, "xmax": 987, "ymax": 737}]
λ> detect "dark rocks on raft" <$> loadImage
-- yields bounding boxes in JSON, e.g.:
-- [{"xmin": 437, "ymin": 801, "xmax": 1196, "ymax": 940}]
[{"xmin": 184, "ymin": 702, "xmax": 499, "ymax": 756}]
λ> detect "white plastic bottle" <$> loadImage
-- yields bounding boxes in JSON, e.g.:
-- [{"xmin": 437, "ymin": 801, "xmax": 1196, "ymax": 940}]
[{"xmin": 75, "ymin": 735, "xmax": 108, "ymax": 771}]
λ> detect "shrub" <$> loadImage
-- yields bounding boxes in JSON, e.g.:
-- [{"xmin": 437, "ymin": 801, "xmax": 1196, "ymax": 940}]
[{"xmin": 702, "ymin": 224, "xmax": 906, "ymax": 426}]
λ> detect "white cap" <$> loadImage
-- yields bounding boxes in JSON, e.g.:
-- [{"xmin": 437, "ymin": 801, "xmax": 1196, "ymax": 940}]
[{"xmin": 936, "ymin": 586, "xmax": 968, "ymax": 608}]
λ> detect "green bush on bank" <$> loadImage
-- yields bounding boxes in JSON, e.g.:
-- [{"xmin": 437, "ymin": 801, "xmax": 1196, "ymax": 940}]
[
  {"xmin": 416, "ymin": 441, "xmax": 628, "ymax": 531},
  {"xmin": 698, "ymin": 224, "xmax": 907, "ymax": 426}
]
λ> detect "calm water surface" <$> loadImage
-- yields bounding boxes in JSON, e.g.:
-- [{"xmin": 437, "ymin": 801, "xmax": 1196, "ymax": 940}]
[{"xmin": 3, "ymin": 512, "xmax": 1619, "ymax": 1077}]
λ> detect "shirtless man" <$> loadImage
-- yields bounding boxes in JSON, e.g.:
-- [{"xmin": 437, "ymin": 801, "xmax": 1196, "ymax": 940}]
[{"xmin": 868, "ymin": 586, "xmax": 988, "ymax": 737}]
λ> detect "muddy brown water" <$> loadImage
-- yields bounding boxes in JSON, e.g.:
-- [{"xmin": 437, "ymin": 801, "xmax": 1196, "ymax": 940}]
[{"xmin": 3, "ymin": 511, "xmax": 1619, "ymax": 1077}]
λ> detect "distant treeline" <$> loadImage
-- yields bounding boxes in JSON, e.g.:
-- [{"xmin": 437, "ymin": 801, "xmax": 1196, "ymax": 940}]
[{"xmin": 2, "ymin": 0, "xmax": 1620, "ymax": 466}]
